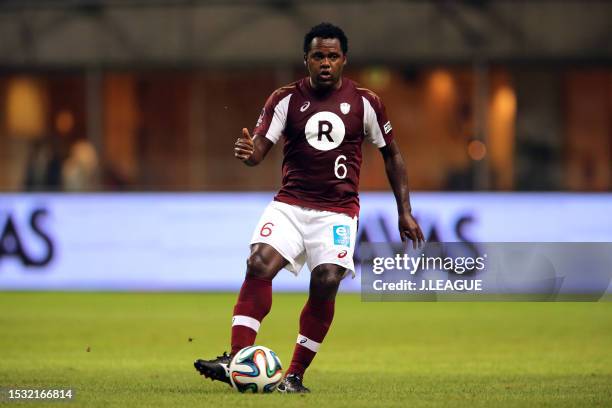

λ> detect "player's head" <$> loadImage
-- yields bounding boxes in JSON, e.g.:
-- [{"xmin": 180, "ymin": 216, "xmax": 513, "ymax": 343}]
[{"xmin": 303, "ymin": 22, "xmax": 348, "ymax": 91}]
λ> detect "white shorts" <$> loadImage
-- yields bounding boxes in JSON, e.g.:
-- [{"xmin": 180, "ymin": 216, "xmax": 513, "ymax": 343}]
[{"xmin": 250, "ymin": 201, "xmax": 358, "ymax": 277}]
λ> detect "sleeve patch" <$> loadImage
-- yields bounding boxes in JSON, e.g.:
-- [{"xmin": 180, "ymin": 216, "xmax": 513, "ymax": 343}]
[{"xmin": 383, "ymin": 121, "xmax": 392, "ymax": 134}]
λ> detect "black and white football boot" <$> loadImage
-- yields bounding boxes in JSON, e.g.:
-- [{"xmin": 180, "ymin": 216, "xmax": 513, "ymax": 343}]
[
  {"xmin": 276, "ymin": 374, "xmax": 311, "ymax": 393},
  {"xmin": 194, "ymin": 352, "xmax": 232, "ymax": 386}
]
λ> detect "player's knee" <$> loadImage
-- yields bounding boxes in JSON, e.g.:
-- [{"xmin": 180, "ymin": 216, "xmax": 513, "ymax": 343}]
[
  {"xmin": 311, "ymin": 264, "xmax": 344, "ymax": 289},
  {"xmin": 246, "ymin": 252, "xmax": 275, "ymax": 280}
]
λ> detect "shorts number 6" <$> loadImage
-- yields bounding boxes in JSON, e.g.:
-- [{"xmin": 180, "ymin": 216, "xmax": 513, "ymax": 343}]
[{"xmin": 260, "ymin": 222, "xmax": 274, "ymax": 237}]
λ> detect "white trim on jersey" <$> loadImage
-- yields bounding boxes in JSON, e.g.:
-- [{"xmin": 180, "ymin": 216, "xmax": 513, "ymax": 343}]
[
  {"xmin": 296, "ymin": 334, "xmax": 321, "ymax": 352},
  {"xmin": 264, "ymin": 93, "xmax": 292, "ymax": 144},
  {"xmin": 232, "ymin": 315, "xmax": 261, "ymax": 332},
  {"xmin": 362, "ymin": 96, "xmax": 387, "ymax": 148}
]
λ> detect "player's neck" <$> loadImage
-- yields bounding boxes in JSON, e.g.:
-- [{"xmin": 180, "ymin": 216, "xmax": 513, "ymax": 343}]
[{"xmin": 308, "ymin": 77, "xmax": 343, "ymax": 94}]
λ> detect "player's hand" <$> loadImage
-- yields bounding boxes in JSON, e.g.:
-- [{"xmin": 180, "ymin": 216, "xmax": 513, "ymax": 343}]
[
  {"xmin": 234, "ymin": 128, "xmax": 254, "ymax": 161},
  {"xmin": 399, "ymin": 213, "xmax": 425, "ymax": 249}
]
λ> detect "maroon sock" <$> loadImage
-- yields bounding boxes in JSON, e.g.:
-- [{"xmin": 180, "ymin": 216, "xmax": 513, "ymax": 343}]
[
  {"xmin": 230, "ymin": 275, "xmax": 272, "ymax": 355},
  {"xmin": 287, "ymin": 297, "xmax": 335, "ymax": 377}
]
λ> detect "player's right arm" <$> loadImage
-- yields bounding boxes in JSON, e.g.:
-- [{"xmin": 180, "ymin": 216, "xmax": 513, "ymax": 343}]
[
  {"xmin": 234, "ymin": 85, "xmax": 293, "ymax": 166},
  {"xmin": 234, "ymin": 128, "xmax": 273, "ymax": 166}
]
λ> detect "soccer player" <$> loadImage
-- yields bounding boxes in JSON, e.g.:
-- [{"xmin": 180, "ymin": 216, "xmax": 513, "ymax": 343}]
[{"xmin": 195, "ymin": 22, "xmax": 424, "ymax": 393}]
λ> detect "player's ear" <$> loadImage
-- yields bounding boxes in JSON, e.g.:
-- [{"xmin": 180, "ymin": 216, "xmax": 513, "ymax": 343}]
[{"xmin": 303, "ymin": 54, "xmax": 307, "ymax": 66}]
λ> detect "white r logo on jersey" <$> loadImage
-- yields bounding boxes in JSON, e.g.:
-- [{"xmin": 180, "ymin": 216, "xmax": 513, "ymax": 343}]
[{"xmin": 304, "ymin": 111, "xmax": 345, "ymax": 151}]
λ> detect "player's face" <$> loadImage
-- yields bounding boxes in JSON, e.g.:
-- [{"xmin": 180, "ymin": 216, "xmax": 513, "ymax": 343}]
[{"xmin": 305, "ymin": 37, "xmax": 346, "ymax": 91}]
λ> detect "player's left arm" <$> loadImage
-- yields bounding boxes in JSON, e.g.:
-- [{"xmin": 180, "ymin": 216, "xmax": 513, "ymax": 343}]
[{"xmin": 380, "ymin": 140, "xmax": 425, "ymax": 248}]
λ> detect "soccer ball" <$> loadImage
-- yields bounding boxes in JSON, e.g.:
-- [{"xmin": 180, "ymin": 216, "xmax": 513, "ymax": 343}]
[{"xmin": 229, "ymin": 345, "xmax": 283, "ymax": 393}]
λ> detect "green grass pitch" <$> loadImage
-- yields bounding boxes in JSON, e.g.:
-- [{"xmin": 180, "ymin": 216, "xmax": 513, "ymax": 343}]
[{"xmin": 1, "ymin": 292, "xmax": 611, "ymax": 407}]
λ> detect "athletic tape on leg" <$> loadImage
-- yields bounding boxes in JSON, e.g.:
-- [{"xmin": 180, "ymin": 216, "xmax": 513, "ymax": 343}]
[
  {"xmin": 296, "ymin": 334, "xmax": 321, "ymax": 352},
  {"xmin": 232, "ymin": 315, "xmax": 261, "ymax": 332}
]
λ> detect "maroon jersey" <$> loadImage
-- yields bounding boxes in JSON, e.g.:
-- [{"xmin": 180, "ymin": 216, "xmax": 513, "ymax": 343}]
[{"xmin": 253, "ymin": 77, "xmax": 394, "ymax": 217}]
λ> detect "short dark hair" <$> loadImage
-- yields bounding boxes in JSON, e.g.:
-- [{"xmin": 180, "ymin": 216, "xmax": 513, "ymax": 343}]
[{"xmin": 303, "ymin": 22, "xmax": 348, "ymax": 54}]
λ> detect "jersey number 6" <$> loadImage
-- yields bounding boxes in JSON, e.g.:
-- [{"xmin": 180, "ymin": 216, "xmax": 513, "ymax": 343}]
[{"xmin": 334, "ymin": 155, "xmax": 347, "ymax": 179}]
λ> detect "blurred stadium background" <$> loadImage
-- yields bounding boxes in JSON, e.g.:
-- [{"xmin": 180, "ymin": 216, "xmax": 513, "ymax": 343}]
[
  {"xmin": 1, "ymin": 0, "xmax": 611, "ymax": 290},
  {"xmin": 0, "ymin": 0, "xmax": 610, "ymax": 193},
  {"xmin": 0, "ymin": 0, "xmax": 612, "ymax": 406}
]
